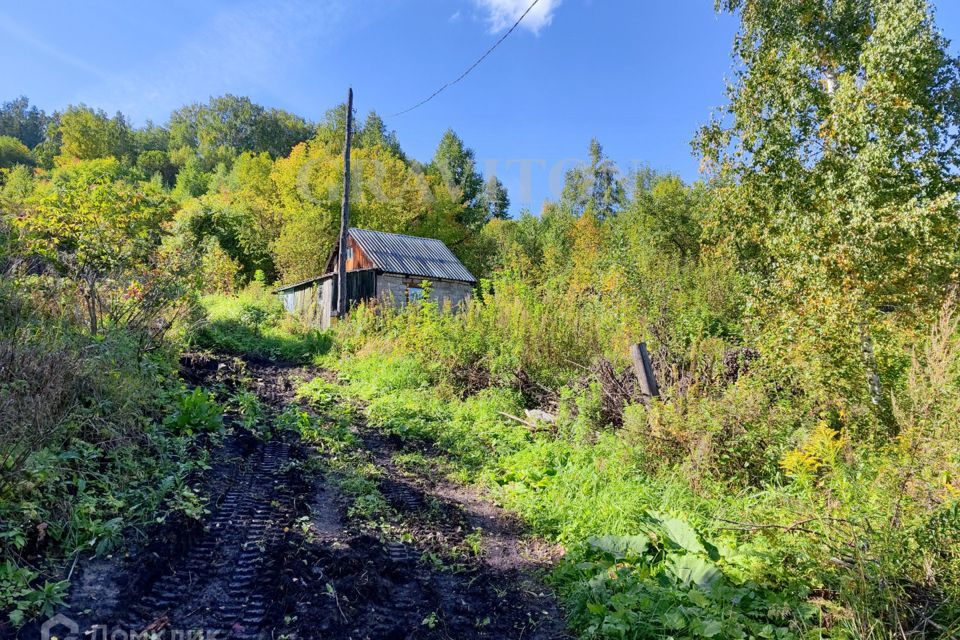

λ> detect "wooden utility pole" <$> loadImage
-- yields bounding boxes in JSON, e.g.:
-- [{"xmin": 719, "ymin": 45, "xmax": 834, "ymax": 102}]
[{"xmin": 336, "ymin": 87, "xmax": 353, "ymax": 317}]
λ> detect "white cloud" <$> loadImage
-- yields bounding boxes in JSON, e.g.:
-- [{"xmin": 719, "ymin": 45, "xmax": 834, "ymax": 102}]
[{"xmin": 472, "ymin": 0, "xmax": 561, "ymax": 34}]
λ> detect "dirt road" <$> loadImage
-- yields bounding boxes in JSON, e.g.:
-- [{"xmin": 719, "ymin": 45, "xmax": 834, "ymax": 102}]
[{"xmin": 28, "ymin": 355, "xmax": 567, "ymax": 640}]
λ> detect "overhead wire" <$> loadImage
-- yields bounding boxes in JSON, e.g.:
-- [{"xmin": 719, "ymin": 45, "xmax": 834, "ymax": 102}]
[{"xmin": 389, "ymin": 0, "xmax": 542, "ymax": 117}]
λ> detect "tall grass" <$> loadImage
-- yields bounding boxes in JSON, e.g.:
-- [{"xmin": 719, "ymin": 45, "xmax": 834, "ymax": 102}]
[
  {"xmin": 191, "ymin": 282, "xmax": 332, "ymax": 362},
  {"xmin": 316, "ymin": 278, "xmax": 960, "ymax": 639}
]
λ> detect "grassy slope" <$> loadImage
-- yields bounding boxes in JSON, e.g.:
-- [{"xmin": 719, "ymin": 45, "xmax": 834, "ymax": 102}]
[
  {"xmin": 0, "ymin": 281, "xmax": 217, "ymax": 627},
  {"xmin": 311, "ymin": 352, "xmax": 822, "ymax": 639},
  {"xmin": 191, "ymin": 286, "xmax": 331, "ymax": 363},
  {"xmin": 306, "ymin": 297, "xmax": 960, "ymax": 640}
]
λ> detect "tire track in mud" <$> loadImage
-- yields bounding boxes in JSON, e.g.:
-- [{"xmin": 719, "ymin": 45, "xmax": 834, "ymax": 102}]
[
  {"xmin": 32, "ymin": 354, "xmax": 568, "ymax": 640},
  {"xmin": 33, "ymin": 355, "xmax": 304, "ymax": 640},
  {"xmin": 57, "ymin": 437, "xmax": 295, "ymax": 640},
  {"xmin": 272, "ymin": 409, "xmax": 569, "ymax": 640}
]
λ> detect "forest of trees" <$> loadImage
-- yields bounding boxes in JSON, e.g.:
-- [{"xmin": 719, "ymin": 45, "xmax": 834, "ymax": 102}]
[
  {"xmin": 2, "ymin": 0, "xmax": 959, "ymax": 637},
  {"xmin": 0, "ymin": 93, "xmax": 511, "ymax": 290}
]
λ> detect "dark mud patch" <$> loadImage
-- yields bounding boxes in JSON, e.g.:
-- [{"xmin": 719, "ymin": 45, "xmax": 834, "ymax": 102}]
[
  {"xmin": 275, "ymin": 422, "xmax": 570, "ymax": 640},
  {"xmin": 179, "ymin": 352, "xmax": 314, "ymax": 409},
  {"xmin": 18, "ymin": 355, "xmax": 568, "ymax": 639},
  {"xmin": 24, "ymin": 433, "xmax": 309, "ymax": 640},
  {"xmin": 363, "ymin": 428, "xmax": 564, "ymax": 574},
  {"xmin": 273, "ymin": 530, "xmax": 565, "ymax": 639},
  {"xmin": 268, "ymin": 478, "xmax": 567, "ymax": 640}
]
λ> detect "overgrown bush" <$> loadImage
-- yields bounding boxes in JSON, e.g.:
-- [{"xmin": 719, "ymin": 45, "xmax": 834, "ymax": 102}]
[
  {"xmin": 191, "ymin": 283, "xmax": 332, "ymax": 362},
  {"xmin": 164, "ymin": 387, "xmax": 223, "ymax": 436},
  {"xmin": 0, "ymin": 281, "xmax": 207, "ymax": 628},
  {"xmin": 326, "ymin": 284, "xmax": 960, "ymax": 637}
]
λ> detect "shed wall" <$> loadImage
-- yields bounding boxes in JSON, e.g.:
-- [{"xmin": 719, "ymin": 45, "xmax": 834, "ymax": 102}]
[
  {"xmin": 279, "ymin": 270, "xmax": 376, "ymax": 329},
  {"xmin": 319, "ymin": 278, "xmax": 334, "ymax": 329},
  {"xmin": 280, "ymin": 284, "xmax": 321, "ymax": 320},
  {"xmin": 344, "ymin": 236, "xmax": 375, "ymax": 271},
  {"xmin": 281, "ymin": 271, "xmax": 471, "ymax": 328},
  {"xmin": 376, "ymin": 273, "xmax": 472, "ymax": 309}
]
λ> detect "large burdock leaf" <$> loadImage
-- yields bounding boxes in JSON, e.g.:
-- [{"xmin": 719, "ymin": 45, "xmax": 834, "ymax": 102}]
[
  {"xmin": 666, "ymin": 554, "xmax": 722, "ymax": 588},
  {"xmin": 586, "ymin": 534, "xmax": 650, "ymax": 562},
  {"xmin": 659, "ymin": 517, "xmax": 706, "ymax": 555},
  {"xmin": 699, "ymin": 618, "xmax": 724, "ymax": 638}
]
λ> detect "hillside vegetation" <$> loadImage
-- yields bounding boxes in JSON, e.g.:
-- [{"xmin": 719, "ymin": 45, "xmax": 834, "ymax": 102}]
[{"xmin": 1, "ymin": 0, "xmax": 959, "ymax": 638}]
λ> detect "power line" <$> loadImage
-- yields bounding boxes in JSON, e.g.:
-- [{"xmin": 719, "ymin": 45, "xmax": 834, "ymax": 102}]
[{"xmin": 390, "ymin": 0, "xmax": 542, "ymax": 117}]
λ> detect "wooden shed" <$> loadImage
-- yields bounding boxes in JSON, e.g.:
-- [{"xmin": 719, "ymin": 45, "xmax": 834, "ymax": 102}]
[{"xmin": 275, "ymin": 228, "xmax": 476, "ymax": 328}]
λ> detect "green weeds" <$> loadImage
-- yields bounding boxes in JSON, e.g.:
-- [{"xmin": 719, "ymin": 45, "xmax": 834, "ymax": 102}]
[
  {"xmin": 276, "ymin": 404, "xmax": 388, "ymax": 523},
  {"xmin": 229, "ymin": 389, "xmax": 265, "ymax": 432},
  {"xmin": 554, "ymin": 516, "xmax": 817, "ymax": 639},
  {"xmin": 164, "ymin": 387, "xmax": 223, "ymax": 436},
  {"xmin": 0, "ymin": 563, "xmax": 67, "ymax": 628},
  {"xmin": 0, "ymin": 281, "xmax": 214, "ymax": 627},
  {"xmin": 322, "ymin": 321, "xmax": 960, "ymax": 638},
  {"xmin": 0, "ymin": 378, "xmax": 209, "ymax": 625},
  {"xmin": 192, "ymin": 287, "xmax": 332, "ymax": 363}
]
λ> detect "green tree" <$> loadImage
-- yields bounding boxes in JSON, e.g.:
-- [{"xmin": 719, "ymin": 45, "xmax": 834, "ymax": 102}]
[
  {"xmin": 429, "ymin": 129, "xmax": 485, "ymax": 229},
  {"xmin": 130, "ymin": 120, "xmax": 171, "ymax": 170},
  {"xmin": 176, "ymin": 198, "xmax": 252, "ymax": 278},
  {"xmin": 481, "ymin": 175, "xmax": 511, "ymax": 221},
  {"xmin": 170, "ymin": 96, "xmax": 259, "ymax": 152},
  {"xmin": 0, "ymin": 136, "xmax": 34, "ymax": 169},
  {"xmin": 628, "ymin": 172, "xmax": 704, "ymax": 262},
  {"xmin": 175, "ymin": 151, "xmax": 282, "ymax": 282},
  {"xmin": 32, "ymin": 113, "xmax": 63, "ymax": 169},
  {"xmin": 697, "ymin": 0, "xmax": 960, "ymax": 411},
  {"xmin": 56, "ymin": 105, "xmax": 132, "ymax": 162},
  {"xmin": 271, "ymin": 204, "xmax": 335, "ymax": 283},
  {"xmin": 0, "ymin": 96, "xmax": 48, "ymax": 149},
  {"xmin": 17, "ymin": 159, "xmax": 174, "ymax": 334},
  {"xmin": 257, "ymin": 107, "xmax": 316, "ymax": 157},
  {"xmin": 137, "ymin": 150, "xmax": 177, "ymax": 186},
  {"xmin": 132, "ymin": 120, "xmax": 169, "ymax": 150},
  {"xmin": 560, "ymin": 139, "xmax": 625, "ymax": 219},
  {"xmin": 132, "ymin": 121, "xmax": 174, "ymax": 185},
  {"xmin": 311, "ymin": 102, "xmax": 351, "ymax": 153},
  {"xmin": 172, "ymin": 154, "xmax": 212, "ymax": 199},
  {"xmin": 271, "ymin": 139, "xmax": 435, "ymax": 281},
  {"xmin": 199, "ymin": 236, "xmax": 242, "ymax": 293},
  {"xmin": 169, "ymin": 95, "xmax": 313, "ymax": 167},
  {"xmin": 1, "ymin": 164, "xmax": 34, "ymax": 203},
  {"xmin": 356, "ymin": 111, "xmax": 404, "ymax": 158},
  {"xmin": 227, "ymin": 151, "xmax": 278, "ymax": 206},
  {"xmin": 479, "ymin": 210, "xmax": 545, "ymax": 277}
]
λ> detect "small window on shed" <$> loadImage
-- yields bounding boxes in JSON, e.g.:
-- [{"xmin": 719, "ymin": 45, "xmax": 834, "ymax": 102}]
[{"xmin": 406, "ymin": 286, "xmax": 424, "ymax": 303}]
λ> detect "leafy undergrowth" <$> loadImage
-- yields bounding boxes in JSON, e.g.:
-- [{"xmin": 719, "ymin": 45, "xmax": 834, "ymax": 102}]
[
  {"xmin": 559, "ymin": 516, "xmax": 817, "ymax": 640},
  {"xmin": 309, "ymin": 334, "xmax": 960, "ymax": 639},
  {"xmin": 0, "ymin": 284, "xmax": 223, "ymax": 628},
  {"xmin": 192, "ymin": 284, "xmax": 332, "ymax": 363},
  {"xmin": 312, "ymin": 354, "xmax": 819, "ymax": 639}
]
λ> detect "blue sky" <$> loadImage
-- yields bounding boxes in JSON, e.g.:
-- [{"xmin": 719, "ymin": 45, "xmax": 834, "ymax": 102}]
[{"xmin": 2, "ymin": 0, "xmax": 959, "ymax": 214}]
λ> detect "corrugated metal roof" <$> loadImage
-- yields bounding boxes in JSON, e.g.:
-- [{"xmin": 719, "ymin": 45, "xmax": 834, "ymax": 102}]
[
  {"xmin": 348, "ymin": 228, "xmax": 477, "ymax": 283},
  {"xmin": 274, "ymin": 273, "xmax": 330, "ymax": 292}
]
